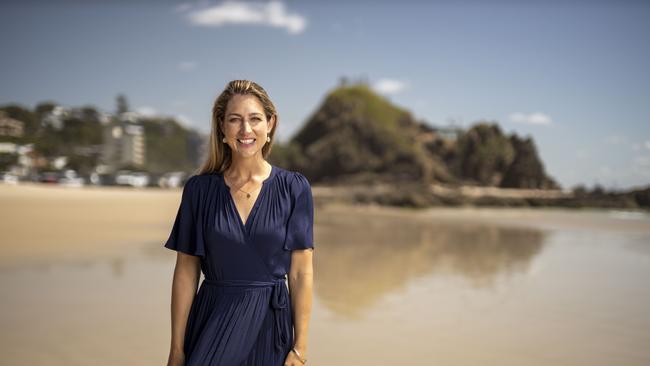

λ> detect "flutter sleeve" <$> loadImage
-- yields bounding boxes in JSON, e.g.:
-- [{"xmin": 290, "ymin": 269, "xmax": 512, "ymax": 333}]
[
  {"xmin": 163, "ymin": 175, "xmax": 206, "ymax": 257},
  {"xmin": 283, "ymin": 172, "xmax": 315, "ymax": 251}
]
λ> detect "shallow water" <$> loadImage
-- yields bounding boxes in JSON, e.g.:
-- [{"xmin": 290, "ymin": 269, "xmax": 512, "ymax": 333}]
[{"xmin": 1, "ymin": 192, "xmax": 649, "ymax": 365}]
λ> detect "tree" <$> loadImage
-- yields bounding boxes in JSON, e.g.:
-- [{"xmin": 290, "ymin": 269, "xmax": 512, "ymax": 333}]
[
  {"xmin": 116, "ymin": 94, "xmax": 130, "ymax": 115},
  {"xmin": 456, "ymin": 122, "xmax": 515, "ymax": 185},
  {"xmin": 500, "ymin": 136, "xmax": 547, "ymax": 189}
]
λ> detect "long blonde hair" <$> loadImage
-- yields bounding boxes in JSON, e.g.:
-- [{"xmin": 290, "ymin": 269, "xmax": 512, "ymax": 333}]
[{"xmin": 196, "ymin": 80, "xmax": 278, "ymax": 175}]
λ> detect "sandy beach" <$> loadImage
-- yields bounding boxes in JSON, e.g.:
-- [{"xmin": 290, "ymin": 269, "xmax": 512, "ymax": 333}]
[
  {"xmin": 2, "ymin": 183, "xmax": 648, "ymax": 267},
  {"xmin": 1, "ymin": 183, "xmax": 649, "ymax": 365},
  {"xmin": 0, "ymin": 183, "xmax": 180, "ymax": 267}
]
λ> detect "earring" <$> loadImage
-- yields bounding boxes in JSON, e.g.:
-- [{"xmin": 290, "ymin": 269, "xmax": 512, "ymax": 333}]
[
  {"xmin": 266, "ymin": 136, "xmax": 271, "ymax": 142},
  {"xmin": 222, "ymin": 137, "xmax": 227, "ymax": 143}
]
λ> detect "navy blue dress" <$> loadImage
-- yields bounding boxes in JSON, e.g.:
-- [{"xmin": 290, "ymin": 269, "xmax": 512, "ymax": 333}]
[{"xmin": 164, "ymin": 165, "xmax": 315, "ymax": 366}]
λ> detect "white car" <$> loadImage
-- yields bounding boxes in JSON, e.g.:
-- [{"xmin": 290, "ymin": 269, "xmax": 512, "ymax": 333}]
[
  {"xmin": 1, "ymin": 172, "xmax": 19, "ymax": 185},
  {"xmin": 115, "ymin": 171, "xmax": 150, "ymax": 188},
  {"xmin": 160, "ymin": 172, "xmax": 187, "ymax": 188},
  {"xmin": 59, "ymin": 170, "xmax": 85, "ymax": 187}
]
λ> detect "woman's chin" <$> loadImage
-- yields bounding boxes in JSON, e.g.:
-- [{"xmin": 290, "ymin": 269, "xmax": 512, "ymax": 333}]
[{"xmin": 234, "ymin": 148, "xmax": 261, "ymax": 157}]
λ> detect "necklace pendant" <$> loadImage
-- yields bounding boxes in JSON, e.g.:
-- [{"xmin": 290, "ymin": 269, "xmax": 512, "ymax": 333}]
[{"xmin": 246, "ymin": 193, "xmax": 251, "ymax": 198}]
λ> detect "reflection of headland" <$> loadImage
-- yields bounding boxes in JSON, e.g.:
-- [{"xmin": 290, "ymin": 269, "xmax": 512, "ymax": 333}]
[{"xmin": 314, "ymin": 207, "xmax": 547, "ymax": 318}]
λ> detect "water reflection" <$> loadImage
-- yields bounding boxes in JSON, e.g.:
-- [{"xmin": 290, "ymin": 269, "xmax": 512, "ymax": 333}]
[
  {"xmin": 0, "ymin": 249, "xmax": 134, "ymax": 277},
  {"xmin": 3, "ymin": 202, "xmax": 650, "ymax": 365},
  {"xmin": 314, "ymin": 210, "xmax": 547, "ymax": 317}
]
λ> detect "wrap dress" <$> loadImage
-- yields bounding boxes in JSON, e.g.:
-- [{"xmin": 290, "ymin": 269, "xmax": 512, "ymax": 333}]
[{"xmin": 163, "ymin": 164, "xmax": 315, "ymax": 366}]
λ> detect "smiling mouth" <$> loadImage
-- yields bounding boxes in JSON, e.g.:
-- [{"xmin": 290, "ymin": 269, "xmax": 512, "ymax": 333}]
[{"xmin": 237, "ymin": 138, "xmax": 256, "ymax": 146}]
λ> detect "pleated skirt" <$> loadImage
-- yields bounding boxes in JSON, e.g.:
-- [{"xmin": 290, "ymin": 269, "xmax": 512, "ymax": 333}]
[{"xmin": 183, "ymin": 280, "xmax": 293, "ymax": 366}]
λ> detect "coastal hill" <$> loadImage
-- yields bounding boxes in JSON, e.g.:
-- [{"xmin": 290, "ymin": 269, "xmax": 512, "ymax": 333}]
[
  {"xmin": 288, "ymin": 84, "xmax": 446, "ymax": 184},
  {"xmin": 275, "ymin": 83, "xmax": 557, "ymax": 190},
  {"xmin": 271, "ymin": 83, "xmax": 648, "ymax": 209}
]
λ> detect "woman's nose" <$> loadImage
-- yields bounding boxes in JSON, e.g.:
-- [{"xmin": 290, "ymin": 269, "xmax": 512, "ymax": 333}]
[{"xmin": 240, "ymin": 120, "xmax": 253, "ymax": 132}]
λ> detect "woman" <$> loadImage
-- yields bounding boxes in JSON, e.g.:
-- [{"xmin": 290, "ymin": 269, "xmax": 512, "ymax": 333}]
[{"xmin": 165, "ymin": 80, "xmax": 314, "ymax": 366}]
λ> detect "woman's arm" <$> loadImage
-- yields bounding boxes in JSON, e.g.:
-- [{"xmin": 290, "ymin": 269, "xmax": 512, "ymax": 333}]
[
  {"xmin": 288, "ymin": 248, "xmax": 314, "ymax": 362},
  {"xmin": 167, "ymin": 252, "xmax": 201, "ymax": 366}
]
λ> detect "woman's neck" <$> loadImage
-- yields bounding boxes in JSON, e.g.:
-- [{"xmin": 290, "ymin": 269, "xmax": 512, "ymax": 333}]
[{"xmin": 226, "ymin": 157, "xmax": 270, "ymax": 181}]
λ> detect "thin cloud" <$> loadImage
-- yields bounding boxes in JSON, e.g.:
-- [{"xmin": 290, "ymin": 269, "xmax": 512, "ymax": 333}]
[
  {"xmin": 634, "ymin": 156, "xmax": 650, "ymax": 167},
  {"xmin": 178, "ymin": 61, "xmax": 198, "ymax": 72},
  {"xmin": 372, "ymin": 78, "xmax": 407, "ymax": 95},
  {"xmin": 509, "ymin": 112, "xmax": 553, "ymax": 126},
  {"xmin": 174, "ymin": 2, "xmax": 194, "ymax": 13},
  {"xmin": 633, "ymin": 156, "xmax": 650, "ymax": 178},
  {"xmin": 631, "ymin": 140, "xmax": 650, "ymax": 151},
  {"xmin": 171, "ymin": 100, "xmax": 188, "ymax": 108},
  {"xmin": 179, "ymin": 1, "xmax": 307, "ymax": 35},
  {"xmin": 175, "ymin": 114, "xmax": 195, "ymax": 128},
  {"xmin": 598, "ymin": 165, "xmax": 613, "ymax": 176},
  {"xmin": 575, "ymin": 148, "xmax": 590, "ymax": 159},
  {"xmin": 136, "ymin": 106, "xmax": 158, "ymax": 117},
  {"xmin": 603, "ymin": 135, "xmax": 626, "ymax": 145}
]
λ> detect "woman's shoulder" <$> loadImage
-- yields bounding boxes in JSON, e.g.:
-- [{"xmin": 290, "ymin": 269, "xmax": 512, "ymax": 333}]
[
  {"xmin": 273, "ymin": 166, "xmax": 310, "ymax": 187},
  {"xmin": 180, "ymin": 172, "xmax": 221, "ymax": 195},
  {"xmin": 185, "ymin": 172, "xmax": 216, "ymax": 185},
  {"xmin": 272, "ymin": 167, "xmax": 312, "ymax": 203}
]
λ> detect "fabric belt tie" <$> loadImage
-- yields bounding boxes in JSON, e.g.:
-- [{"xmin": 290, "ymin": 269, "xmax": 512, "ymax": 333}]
[{"xmin": 203, "ymin": 277, "xmax": 291, "ymax": 351}]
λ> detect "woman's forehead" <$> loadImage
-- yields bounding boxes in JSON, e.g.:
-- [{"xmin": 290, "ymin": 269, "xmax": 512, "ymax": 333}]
[{"xmin": 226, "ymin": 94, "xmax": 264, "ymax": 112}]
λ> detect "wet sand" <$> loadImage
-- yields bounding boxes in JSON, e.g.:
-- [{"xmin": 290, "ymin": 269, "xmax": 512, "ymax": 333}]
[
  {"xmin": 0, "ymin": 183, "xmax": 178, "ymax": 267},
  {"xmin": 1, "ymin": 184, "xmax": 649, "ymax": 365}
]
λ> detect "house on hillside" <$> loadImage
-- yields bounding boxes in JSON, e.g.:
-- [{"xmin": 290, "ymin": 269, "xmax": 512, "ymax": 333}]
[
  {"xmin": 0, "ymin": 111, "xmax": 25, "ymax": 137},
  {"xmin": 100, "ymin": 117, "xmax": 146, "ymax": 172}
]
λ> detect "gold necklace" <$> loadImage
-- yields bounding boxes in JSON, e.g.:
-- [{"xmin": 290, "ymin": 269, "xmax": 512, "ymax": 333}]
[
  {"xmin": 238, "ymin": 185, "xmax": 254, "ymax": 198},
  {"xmin": 225, "ymin": 177, "xmax": 259, "ymax": 199},
  {"xmin": 225, "ymin": 166, "xmax": 269, "ymax": 199}
]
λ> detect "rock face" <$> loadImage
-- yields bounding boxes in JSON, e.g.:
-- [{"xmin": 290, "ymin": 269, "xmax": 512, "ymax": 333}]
[
  {"xmin": 454, "ymin": 123, "xmax": 515, "ymax": 186},
  {"xmin": 452, "ymin": 123, "xmax": 558, "ymax": 189},
  {"xmin": 285, "ymin": 83, "xmax": 557, "ymax": 189},
  {"xmin": 501, "ymin": 135, "xmax": 558, "ymax": 189},
  {"xmin": 290, "ymin": 84, "xmax": 447, "ymax": 184}
]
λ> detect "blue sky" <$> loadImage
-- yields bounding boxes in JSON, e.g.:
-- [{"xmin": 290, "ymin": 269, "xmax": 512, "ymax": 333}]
[{"xmin": 2, "ymin": 1, "xmax": 649, "ymax": 190}]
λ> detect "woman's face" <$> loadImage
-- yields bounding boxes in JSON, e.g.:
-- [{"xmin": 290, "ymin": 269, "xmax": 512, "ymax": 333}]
[{"xmin": 221, "ymin": 94, "xmax": 275, "ymax": 159}]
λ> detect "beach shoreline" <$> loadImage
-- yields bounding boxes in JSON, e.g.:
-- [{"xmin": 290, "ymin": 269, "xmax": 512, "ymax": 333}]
[{"xmin": 2, "ymin": 183, "xmax": 648, "ymax": 268}]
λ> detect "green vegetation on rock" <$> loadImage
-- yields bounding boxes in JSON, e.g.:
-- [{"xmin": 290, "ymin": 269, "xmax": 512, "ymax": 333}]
[{"xmin": 286, "ymin": 83, "xmax": 556, "ymax": 190}]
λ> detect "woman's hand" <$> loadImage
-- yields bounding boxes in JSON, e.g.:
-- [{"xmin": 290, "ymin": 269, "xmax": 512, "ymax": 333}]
[
  {"xmin": 284, "ymin": 347, "xmax": 307, "ymax": 366},
  {"xmin": 167, "ymin": 350, "xmax": 185, "ymax": 366}
]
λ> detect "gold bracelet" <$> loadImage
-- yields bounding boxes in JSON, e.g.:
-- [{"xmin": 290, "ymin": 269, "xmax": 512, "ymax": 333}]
[{"xmin": 291, "ymin": 347, "xmax": 307, "ymax": 364}]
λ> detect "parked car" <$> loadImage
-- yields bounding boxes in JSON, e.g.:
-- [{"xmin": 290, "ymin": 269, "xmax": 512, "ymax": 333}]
[
  {"xmin": 89, "ymin": 172, "xmax": 117, "ymax": 186},
  {"xmin": 159, "ymin": 171, "xmax": 187, "ymax": 188},
  {"xmin": 115, "ymin": 170, "xmax": 150, "ymax": 188},
  {"xmin": 59, "ymin": 169, "xmax": 85, "ymax": 187},
  {"xmin": 39, "ymin": 171, "xmax": 61, "ymax": 184},
  {"xmin": 0, "ymin": 171, "xmax": 19, "ymax": 185},
  {"xmin": 147, "ymin": 172, "xmax": 164, "ymax": 188}
]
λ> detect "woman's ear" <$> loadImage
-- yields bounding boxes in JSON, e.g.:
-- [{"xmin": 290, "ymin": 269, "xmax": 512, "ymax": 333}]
[{"xmin": 268, "ymin": 114, "xmax": 276, "ymax": 134}]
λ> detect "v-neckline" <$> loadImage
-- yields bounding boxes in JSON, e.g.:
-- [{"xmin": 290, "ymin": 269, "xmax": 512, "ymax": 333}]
[{"xmin": 222, "ymin": 164, "xmax": 276, "ymax": 232}]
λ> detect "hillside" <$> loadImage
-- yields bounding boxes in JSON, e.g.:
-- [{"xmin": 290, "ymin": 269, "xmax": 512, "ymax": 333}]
[
  {"xmin": 280, "ymin": 83, "xmax": 557, "ymax": 190},
  {"xmin": 285, "ymin": 85, "xmax": 449, "ymax": 184}
]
